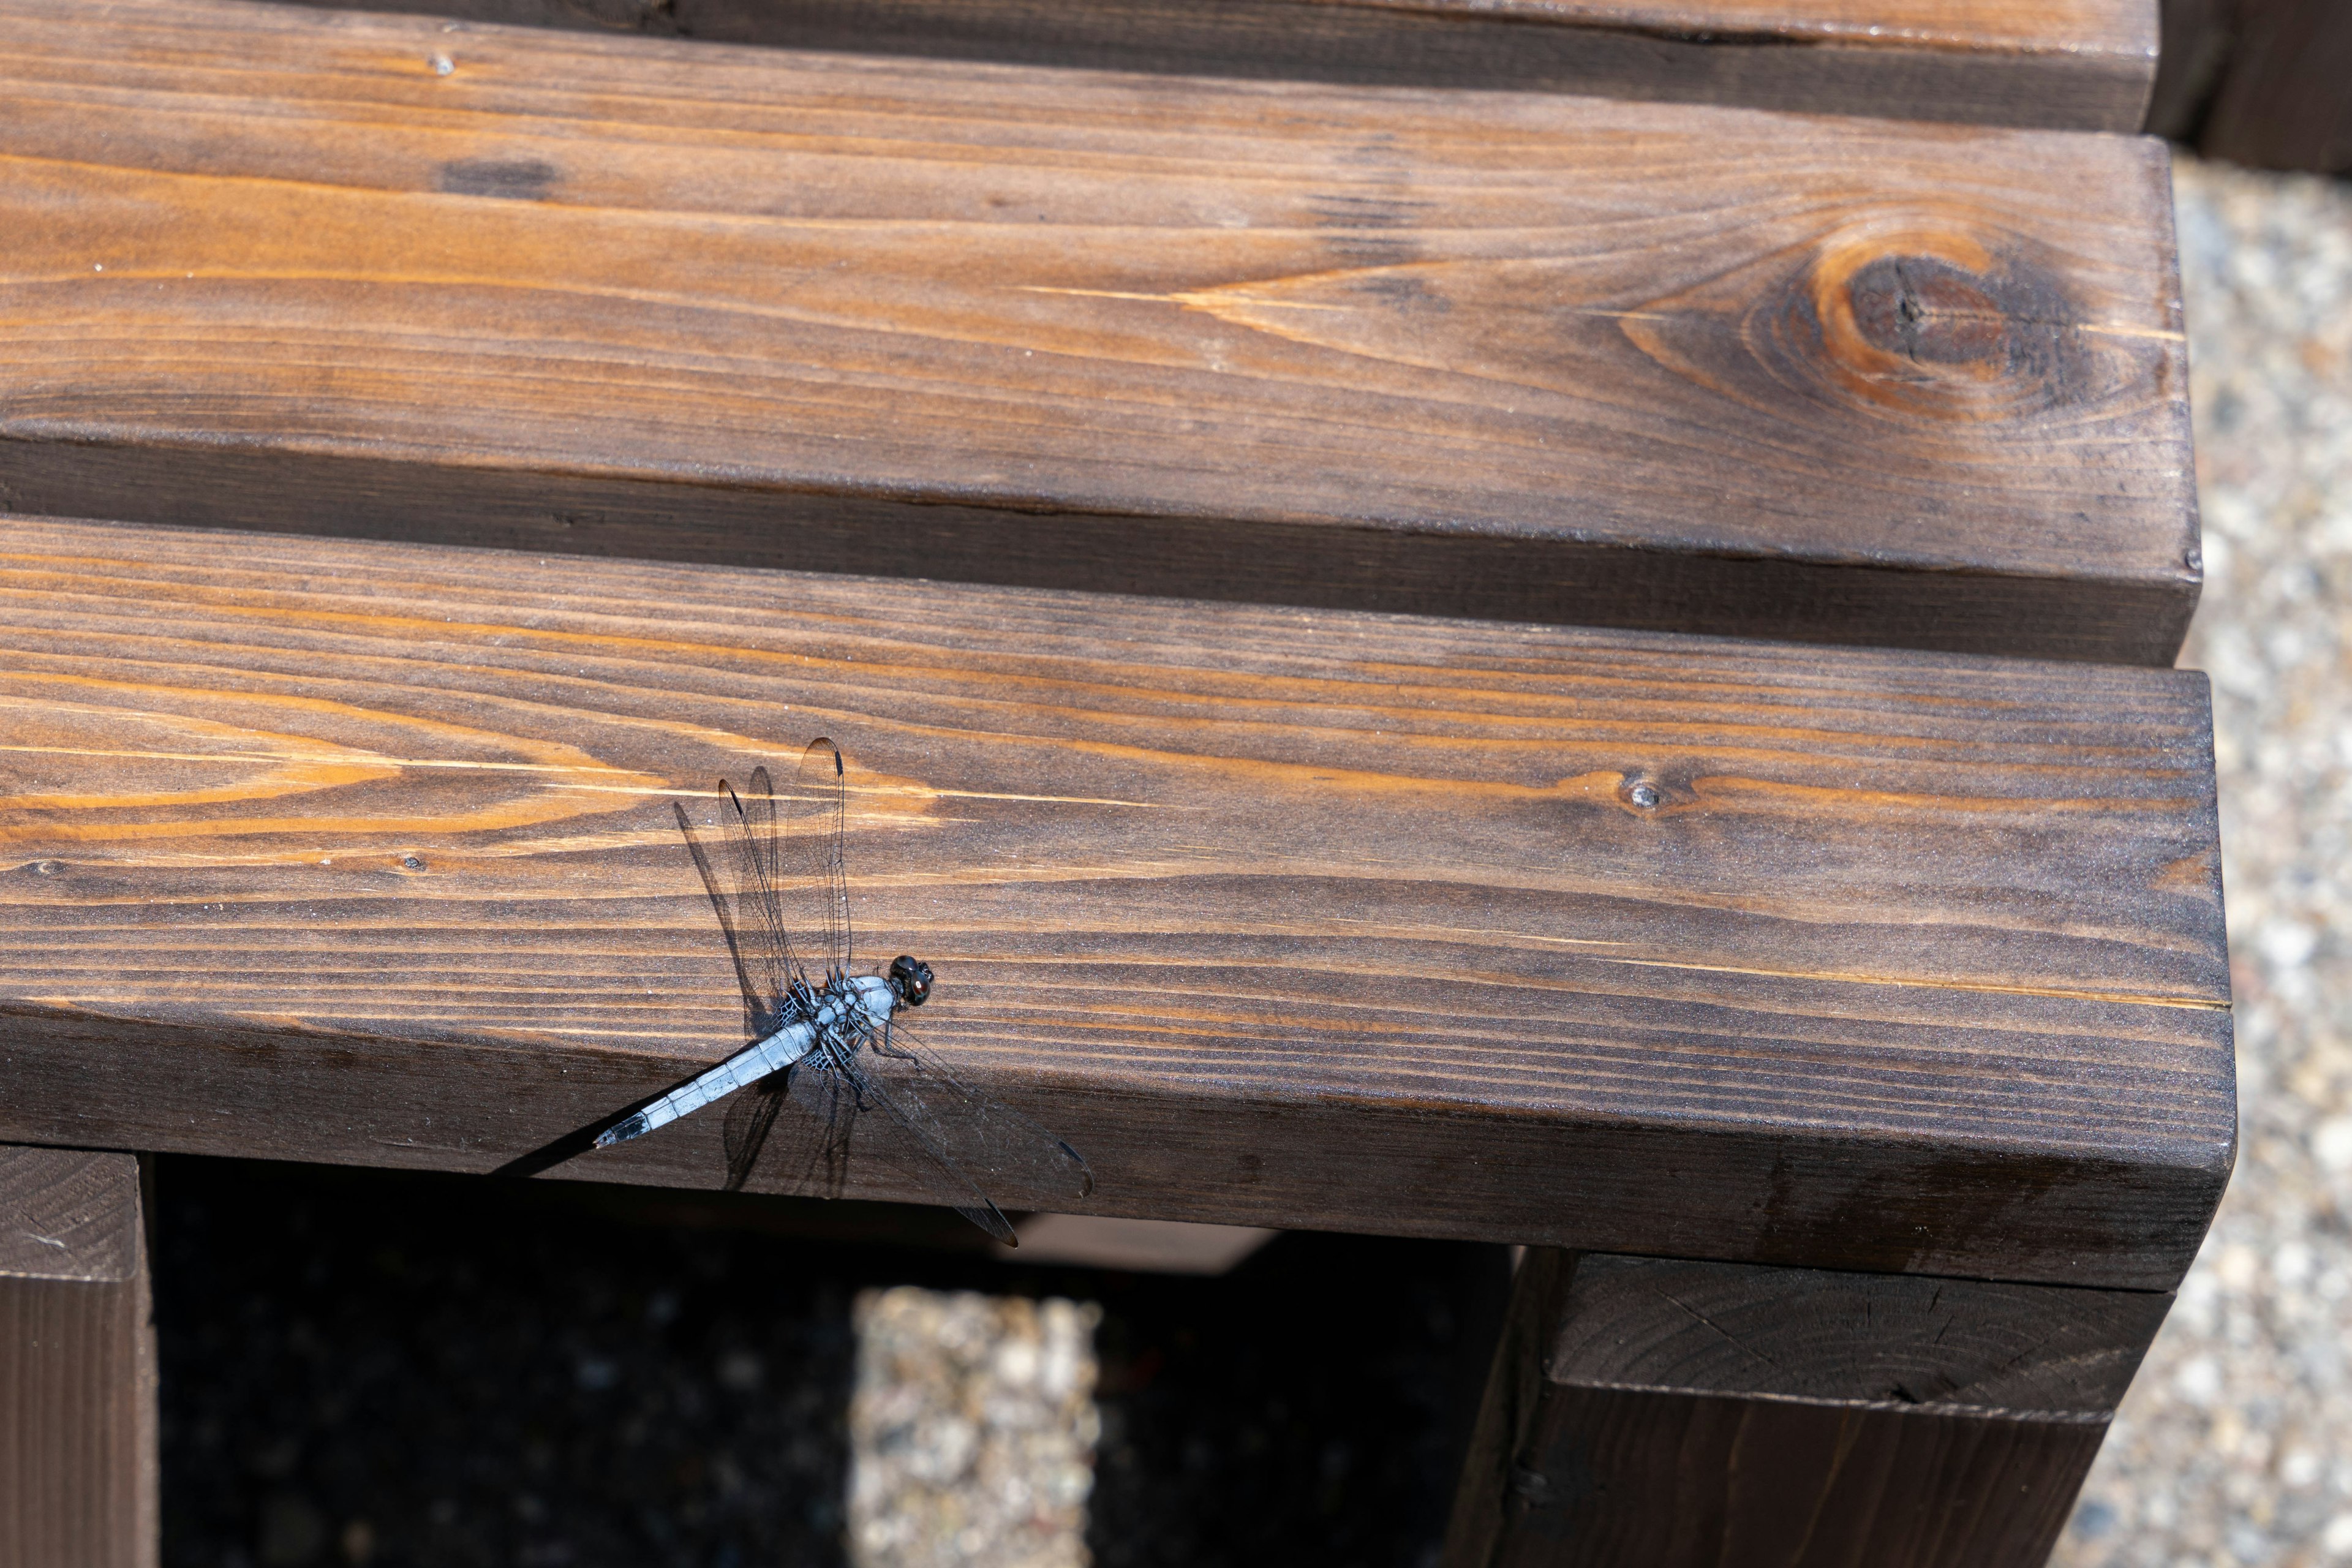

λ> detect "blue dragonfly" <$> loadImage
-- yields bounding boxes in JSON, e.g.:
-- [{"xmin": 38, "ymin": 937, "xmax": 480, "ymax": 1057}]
[{"xmin": 591, "ymin": 739, "xmax": 1092, "ymax": 1243}]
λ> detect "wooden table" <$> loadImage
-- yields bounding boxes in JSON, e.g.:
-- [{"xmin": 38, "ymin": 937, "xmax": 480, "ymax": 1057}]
[{"xmin": 0, "ymin": 1, "xmax": 2222, "ymax": 1561}]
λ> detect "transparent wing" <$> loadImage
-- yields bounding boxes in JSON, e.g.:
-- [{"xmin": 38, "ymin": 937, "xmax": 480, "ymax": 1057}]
[
  {"xmin": 671, "ymin": 796, "xmax": 784, "ymax": 1038},
  {"xmin": 721, "ymin": 765, "xmax": 807, "ymax": 1010},
  {"xmin": 720, "ymin": 1076, "xmax": 791, "ymax": 1194},
  {"xmin": 740, "ymin": 1017, "xmax": 1093, "ymax": 1244},
  {"xmin": 731, "ymin": 1064, "xmax": 861, "ymax": 1203},
  {"xmin": 792, "ymin": 738, "xmax": 853, "ymax": 979},
  {"xmin": 672, "ymin": 749, "xmax": 848, "ymax": 1036},
  {"xmin": 859, "ymin": 1016, "xmax": 1094, "ymax": 1213}
]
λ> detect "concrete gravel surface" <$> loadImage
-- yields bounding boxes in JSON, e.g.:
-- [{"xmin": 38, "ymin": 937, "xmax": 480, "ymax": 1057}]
[{"xmin": 848, "ymin": 1289, "xmax": 1100, "ymax": 1568}]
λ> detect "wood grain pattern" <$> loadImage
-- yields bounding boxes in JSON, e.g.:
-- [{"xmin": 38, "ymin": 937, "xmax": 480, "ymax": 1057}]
[
  {"xmin": 1443, "ymin": 1249, "xmax": 2158, "ymax": 1568},
  {"xmin": 0, "ymin": 0, "xmax": 2198, "ymax": 664},
  {"xmin": 1485, "ymin": 1389, "xmax": 2108, "ymax": 1567},
  {"xmin": 1544, "ymin": 1253, "xmax": 2169, "ymax": 1414},
  {"xmin": 0, "ymin": 517, "xmax": 2233, "ymax": 1285},
  {"xmin": 265, "ymin": 0, "xmax": 2160, "ymax": 131},
  {"xmin": 0, "ymin": 1144, "xmax": 140, "ymax": 1284},
  {"xmin": 0, "ymin": 1147, "xmax": 157, "ymax": 1568}
]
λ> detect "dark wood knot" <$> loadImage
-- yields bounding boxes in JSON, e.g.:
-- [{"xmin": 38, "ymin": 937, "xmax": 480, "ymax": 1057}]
[
  {"xmin": 1793, "ymin": 228, "xmax": 2092, "ymax": 421},
  {"xmin": 437, "ymin": 159, "xmax": 560, "ymax": 201},
  {"xmin": 1613, "ymin": 219, "xmax": 2135, "ymax": 435},
  {"xmin": 1845, "ymin": 256, "xmax": 2013, "ymax": 366}
]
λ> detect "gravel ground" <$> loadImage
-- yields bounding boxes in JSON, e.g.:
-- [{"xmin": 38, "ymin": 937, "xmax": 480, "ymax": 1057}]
[
  {"xmin": 847, "ymin": 1290, "xmax": 1099, "ymax": 1568},
  {"xmin": 2051, "ymin": 156, "xmax": 2352, "ymax": 1568}
]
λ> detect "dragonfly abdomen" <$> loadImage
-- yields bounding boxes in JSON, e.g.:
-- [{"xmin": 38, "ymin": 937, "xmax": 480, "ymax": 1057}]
[
  {"xmin": 595, "ymin": 1019, "xmax": 816, "ymax": 1147},
  {"xmin": 594, "ymin": 974, "xmax": 899, "ymax": 1148}
]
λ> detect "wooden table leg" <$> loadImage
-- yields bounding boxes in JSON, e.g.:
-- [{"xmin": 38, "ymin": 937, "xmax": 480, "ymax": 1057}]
[
  {"xmin": 1443, "ymin": 1250, "xmax": 2173, "ymax": 1568},
  {"xmin": 0, "ymin": 1145, "xmax": 157, "ymax": 1568}
]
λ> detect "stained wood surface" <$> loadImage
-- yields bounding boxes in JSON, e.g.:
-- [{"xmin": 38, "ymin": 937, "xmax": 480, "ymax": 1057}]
[
  {"xmin": 1544, "ymin": 1253, "xmax": 2168, "ymax": 1414},
  {"xmin": 2184, "ymin": 0, "xmax": 2352, "ymax": 175},
  {"xmin": 1442, "ymin": 1249, "xmax": 2157, "ymax": 1568},
  {"xmin": 0, "ymin": 0, "xmax": 2198, "ymax": 665},
  {"xmin": 1483, "ymin": 1389, "xmax": 2108, "ymax": 1567},
  {"xmin": 0, "ymin": 1145, "xmax": 141, "ymax": 1284},
  {"xmin": 266, "ymin": 0, "xmax": 2160, "ymax": 131},
  {"xmin": 0, "ymin": 1146, "xmax": 157, "ymax": 1568},
  {"xmin": 0, "ymin": 517, "xmax": 2233, "ymax": 1285}
]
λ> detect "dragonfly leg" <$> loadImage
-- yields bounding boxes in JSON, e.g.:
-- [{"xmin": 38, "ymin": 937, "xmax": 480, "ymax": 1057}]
[{"xmin": 872, "ymin": 1017, "xmax": 920, "ymax": 1062}]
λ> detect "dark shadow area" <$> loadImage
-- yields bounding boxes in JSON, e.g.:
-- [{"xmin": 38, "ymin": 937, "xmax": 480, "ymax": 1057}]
[
  {"xmin": 1084, "ymin": 1228, "xmax": 1509, "ymax": 1568},
  {"xmin": 155, "ymin": 1156, "xmax": 1511, "ymax": 1568}
]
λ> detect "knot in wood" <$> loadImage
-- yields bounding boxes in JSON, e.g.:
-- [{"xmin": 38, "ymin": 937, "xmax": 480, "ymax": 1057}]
[
  {"xmin": 1847, "ymin": 256, "xmax": 2011, "ymax": 366},
  {"xmin": 1785, "ymin": 224, "xmax": 2095, "ymax": 423}
]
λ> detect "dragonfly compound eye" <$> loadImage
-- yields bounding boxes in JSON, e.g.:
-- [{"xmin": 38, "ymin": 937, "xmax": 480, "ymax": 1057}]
[{"xmin": 889, "ymin": 955, "xmax": 933, "ymax": 1006}]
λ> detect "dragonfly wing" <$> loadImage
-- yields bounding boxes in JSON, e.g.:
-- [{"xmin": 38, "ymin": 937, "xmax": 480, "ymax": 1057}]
[
  {"xmin": 719, "ymin": 766, "xmax": 805, "ymax": 1008},
  {"xmin": 791, "ymin": 739, "xmax": 854, "ymax": 979},
  {"xmin": 720, "ymin": 1075, "xmax": 788, "ymax": 1194},
  {"xmin": 725, "ymin": 1022, "xmax": 1085, "ymax": 1245},
  {"xmin": 853, "ymin": 1016, "xmax": 1095, "ymax": 1225},
  {"xmin": 723, "ymin": 1046, "xmax": 1013, "ymax": 1239},
  {"xmin": 673, "ymin": 801, "xmax": 773, "ymax": 1037},
  {"xmin": 832, "ymin": 1045, "xmax": 1022, "ymax": 1245},
  {"xmin": 728, "ymin": 1055, "xmax": 860, "ymax": 1202}
]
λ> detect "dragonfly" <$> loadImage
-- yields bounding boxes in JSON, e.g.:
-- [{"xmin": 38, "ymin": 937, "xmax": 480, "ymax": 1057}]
[{"xmin": 590, "ymin": 738, "xmax": 1093, "ymax": 1244}]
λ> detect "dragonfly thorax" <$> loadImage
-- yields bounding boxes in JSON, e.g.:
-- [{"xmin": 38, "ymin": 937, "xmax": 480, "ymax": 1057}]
[{"xmin": 764, "ymin": 972, "xmax": 896, "ymax": 1044}]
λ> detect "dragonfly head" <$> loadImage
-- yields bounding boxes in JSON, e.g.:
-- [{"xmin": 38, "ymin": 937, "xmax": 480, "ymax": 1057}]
[{"xmin": 888, "ymin": 955, "xmax": 934, "ymax": 1008}]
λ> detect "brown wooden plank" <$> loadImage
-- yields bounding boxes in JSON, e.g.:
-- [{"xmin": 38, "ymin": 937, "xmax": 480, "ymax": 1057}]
[
  {"xmin": 0, "ymin": 0, "xmax": 2198, "ymax": 665},
  {"xmin": 1539, "ymin": 1253, "xmax": 2171, "ymax": 1410},
  {"xmin": 2147, "ymin": 0, "xmax": 2234, "ymax": 138},
  {"xmin": 264, "ymin": 0, "xmax": 2160, "ymax": 132},
  {"xmin": 1443, "ymin": 1250, "xmax": 2168, "ymax": 1568},
  {"xmin": 0, "ymin": 516, "xmax": 2232, "ymax": 1286},
  {"xmin": 0, "ymin": 1145, "xmax": 157, "ymax": 1568}
]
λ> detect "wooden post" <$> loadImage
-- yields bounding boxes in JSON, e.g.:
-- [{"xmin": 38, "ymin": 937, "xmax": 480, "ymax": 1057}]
[
  {"xmin": 2154, "ymin": 0, "xmax": 2352, "ymax": 173},
  {"xmin": 2195, "ymin": 0, "xmax": 2352, "ymax": 174},
  {"xmin": 0, "ymin": 1145, "xmax": 157, "ymax": 1568},
  {"xmin": 1444, "ymin": 1251, "xmax": 2173, "ymax": 1568}
]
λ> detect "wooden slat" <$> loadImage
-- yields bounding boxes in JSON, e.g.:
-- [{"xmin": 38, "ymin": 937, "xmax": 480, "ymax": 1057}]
[
  {"xmin": 0, "ymin": 0, "xmax": 2198, "ymax": 665},
  {"xmin": 2184, "ymin": 0, "xmax": 2352, "ymax": 175},
  {"xmin": 1442, "ymin": 1250, "xmax": 2167, "ymax": 1568},
  {"xmin": 0, "ymin": 517, "xmax": 2232, "ymax": 1287},
  {"xmin": 0, "ymin": 1146, "xmax": 157, "ymax": 1568},
  {"xmin": 267, "ymin": 0, "xmax": 2160, "ymax": 132},
  {"xmin": 2146, "ymin": 0, "xmax": 2233, "ymax": 138},
  {"xmin": 1535, "ymin": 1253, "xmax": 2169, "ymax": 1411}
]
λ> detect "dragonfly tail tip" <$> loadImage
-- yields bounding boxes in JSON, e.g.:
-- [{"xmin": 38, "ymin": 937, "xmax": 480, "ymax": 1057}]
[{"xmin": 594, "ymin": 1114, "xmax": 650, "ymax": 1149}]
